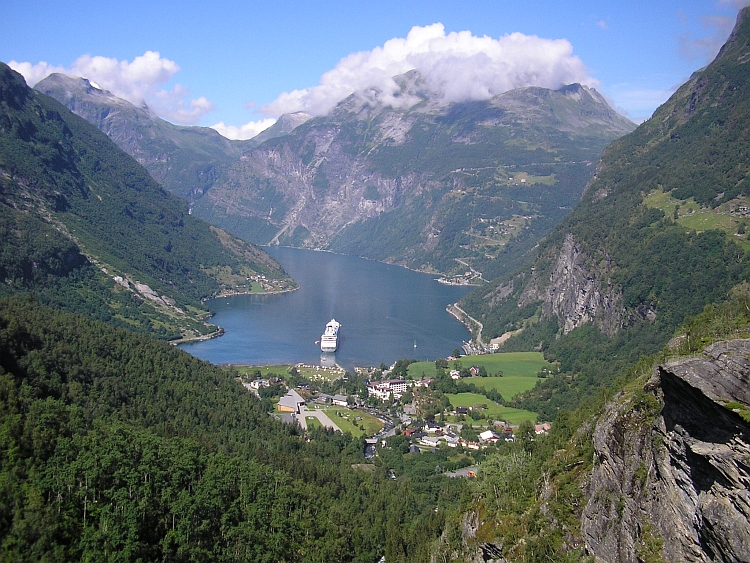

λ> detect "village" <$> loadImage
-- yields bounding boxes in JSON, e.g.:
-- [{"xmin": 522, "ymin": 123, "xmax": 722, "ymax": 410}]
[{"xmin": 240, "ymin": 355, "xmax": 553, "ymax": 469}]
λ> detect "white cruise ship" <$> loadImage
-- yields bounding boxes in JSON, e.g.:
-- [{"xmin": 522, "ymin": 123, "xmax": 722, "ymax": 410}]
[{"xmin": 320, "ymin": 319, "xmax": 340, "ymax": 352}]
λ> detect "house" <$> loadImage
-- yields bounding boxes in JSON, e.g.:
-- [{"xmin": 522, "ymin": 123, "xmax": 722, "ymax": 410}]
[
  {"xmin": 469, "ymin": 366, "xmax": 480, "ymax": 376},
  {"xmin": 444, "ymin": 433, "xmax": 460, "ymax": 448},
  {"xmin": 535, "ymin": 423, "xmax": 552, "ymax": 435},
  {"xmin": 456, "ymin": 406, "xmax": 468, "ymax": 415},
  {"xmin": 420, "ymin": 436, "xmax": 440, "ymax": 448},
  {"xmin": 425, "ymin": 421, "xmax": 442, "ymax": 433},
  {"xmin": 277, "ymin": 389, "xmax": 306, "ymax": 414},
  {"xmin": 479, "ymin": 430, "xmax": 501, "ymax": 443},
  {"xmin": 450, "ymin": 370, "xmax": 461, "ymax": 380},
  {"xmin": 332, "ymin": 394, "xmax": 349, "ymax": 407}
]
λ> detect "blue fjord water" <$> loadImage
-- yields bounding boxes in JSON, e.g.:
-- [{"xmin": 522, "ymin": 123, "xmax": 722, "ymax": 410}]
[{"xmin": 178, "ymin": 247, "xmax": 473, "ymax": 370}]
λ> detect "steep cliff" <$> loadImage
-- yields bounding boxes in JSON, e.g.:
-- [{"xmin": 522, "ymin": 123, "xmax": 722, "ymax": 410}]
[{"xmin": 582, "ymin": 340, "xmax": 750, "ymax": 562}]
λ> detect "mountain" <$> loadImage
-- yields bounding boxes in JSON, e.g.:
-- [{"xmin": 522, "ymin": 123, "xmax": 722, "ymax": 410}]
[
  {"xmin": 0, "ymin": 63, "xmax": 295, "ymax": 340},
  {"xmin": 192, "ymin": 72, "xmax": 635, "ymax": 277},
  {"xmin": 34, "ymin": 73, "xmax": 304, "ymax": 204},
  {"xmin": 460, "ymin": 5, "xmax": 750, "ymax": 417}
]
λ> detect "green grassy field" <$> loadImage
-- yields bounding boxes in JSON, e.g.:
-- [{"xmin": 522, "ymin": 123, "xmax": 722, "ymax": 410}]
[
  {"xmin": 230, "ymin": 363, "xmax": 346, "ymax": 382},
  {"xmin": 643, "ymin": 189, "xmax": 750, "ymax": 251},
  {"xmin": 408, "ymin": 352, "xmax": 554, "ymax": 379},
  {"xmin": 304, "ymin": 416, "xmax": 323, "ymax": 430},
  {"xmin": 320, "ymin": 406, "xmax": 384, "ymax": 437},
  {"xmin": 446, "ymin": 392, "xmax": 537, "ymax": 424},
  {"xmin": 408, "ymin": 352, "xmax": 552, "ymax": 400},
  {"xmin": 467, "ymin": 376, "xmax": 540, "ymax": 399}
]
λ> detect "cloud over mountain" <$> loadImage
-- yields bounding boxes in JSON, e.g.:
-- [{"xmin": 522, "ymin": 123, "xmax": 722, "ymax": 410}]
[
  {"xmin": 261, "ymin": 23, "xmax": 597, "ymax": 117},
  {"xmin": 210, "ymin": 119, "xmax": 277, "ymax": 140},
  {"xmin": 10, "ymin": 51, "xmax": 214, "ymax": 125}
]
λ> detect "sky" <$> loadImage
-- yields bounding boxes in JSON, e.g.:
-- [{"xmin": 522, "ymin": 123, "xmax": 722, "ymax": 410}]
[{"xmin": 2, "ymin": 1, "xmax": 749, "ymax": 140}]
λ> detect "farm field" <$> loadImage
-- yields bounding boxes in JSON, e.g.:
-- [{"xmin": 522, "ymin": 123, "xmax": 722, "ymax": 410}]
[
  {"xmin": 643, "ymin": 190, "xmax": 750, "ymax": 251},
  {"xmin": 408, "ymin": 351, "xmax": 555, "ymax": 379},
  {"xmin": 446, "ymin": 392, "xmax": 537, "ymax": 424},
  {"xmin": 467, "ymin": 376, "xmax": 539, "ymax": 400}
]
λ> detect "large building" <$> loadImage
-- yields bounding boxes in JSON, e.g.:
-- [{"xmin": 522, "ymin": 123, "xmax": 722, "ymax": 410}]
[
  {"xmin": 277, "ymin": 389, "xmax": 306, "ymax": 414},
  {"xmin": 368, "ymin": 379, "xmax": 408, "ymax": 401}
]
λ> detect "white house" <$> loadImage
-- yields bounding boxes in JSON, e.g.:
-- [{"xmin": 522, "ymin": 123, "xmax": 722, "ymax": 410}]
[{"xmin": 332, "ymin": 394, "xmax": 349, "ymax": 407}]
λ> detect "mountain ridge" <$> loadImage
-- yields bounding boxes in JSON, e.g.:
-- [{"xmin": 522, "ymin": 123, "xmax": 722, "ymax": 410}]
[
  {"xmin": 1, "ymin": 63, "xmax": 295, "ymax": 340},
  {"xmin": 193, "ymin": 77, "xmax": 634, "ymax": 277},
  {"xmin": 35, "ymin": 73, "xmax": 297, "ymax": 203}
]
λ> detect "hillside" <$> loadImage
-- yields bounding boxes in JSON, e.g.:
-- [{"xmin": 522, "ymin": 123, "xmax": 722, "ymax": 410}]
[
  {"xmin": 0, "ymin": 63, "xmax": 295, "ymax": 340},
  {"xmin": 193, "ymin": 74, "xmax": 635, "ymax": 278},
  {"xmin": 0, "ymin": 295, "xmax": 470, "ymax": 561},
  {"xmin": 436, "ymin": 287, "xmax": 750, "ymax": 562},
  {"xmin": 35, "ymin": 73, "xmax": 253, "ymax": 203},
  {"xmin": 460, "ymin": 6, "xmax": 750, "ymax": 417},
  {"xmin": 36, "ymin": 74, "xmax": 311, "ymax": 204}
]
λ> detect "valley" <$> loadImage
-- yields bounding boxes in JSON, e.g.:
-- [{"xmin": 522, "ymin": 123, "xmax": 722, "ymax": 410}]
[{"xmin": 2, "ymin": 5, "xmax": 750, "ymax": 562}]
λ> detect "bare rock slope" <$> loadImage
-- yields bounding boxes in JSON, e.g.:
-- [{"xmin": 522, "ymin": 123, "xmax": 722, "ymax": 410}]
[{"xmin": 582, "ymin": 340, "xmax": 750, "ymax": 562}]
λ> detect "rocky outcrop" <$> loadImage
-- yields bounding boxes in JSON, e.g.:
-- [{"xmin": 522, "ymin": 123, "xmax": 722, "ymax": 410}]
[
  {"xmin": 582, "ymin": 340, "xmax": 750, "ymax": 562},
  {"xmin": 519, "ymin": 233, "xmax": 625, "ymax": 335}
]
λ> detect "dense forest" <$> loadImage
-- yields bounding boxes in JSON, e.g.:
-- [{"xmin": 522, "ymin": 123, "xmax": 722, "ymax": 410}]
[{"xmin": 0, "ymin": 295, "xmax": 479, "ymax": 561}]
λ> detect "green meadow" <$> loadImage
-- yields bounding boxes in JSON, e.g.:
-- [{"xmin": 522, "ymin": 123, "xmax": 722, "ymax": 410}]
[
  {"xmin": 408, "ymin": 352, "xmax": 554, "ymax": 400},
  {"xmin": 446, "ymin": 392, "xmax": 537, "ymax": 424}
]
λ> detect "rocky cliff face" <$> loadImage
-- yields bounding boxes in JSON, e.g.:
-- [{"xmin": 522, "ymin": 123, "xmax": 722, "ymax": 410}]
[
  {"xmin": 519, "ymin": 233, "xmax": 626, "ymax": 336},
  {"xmin": 582, "ymin": 340, "xmax": 750, "ymax": 562}
]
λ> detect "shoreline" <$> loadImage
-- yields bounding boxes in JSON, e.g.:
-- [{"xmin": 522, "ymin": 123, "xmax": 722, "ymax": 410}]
[
  {"xmin": 175, "ymin": 286, "xmax": 300, "ymax": 346},
  {"xmin": 212, "ymin": 285, "xmax": 299, "ymax": 300},
  {"xmin": 169, "ymin": 326, "xmax": 225, "ymax": 346}
]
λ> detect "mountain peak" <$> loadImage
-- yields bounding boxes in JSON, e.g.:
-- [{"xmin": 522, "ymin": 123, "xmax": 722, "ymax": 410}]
[{"xmin": 37, "ymin": 72, "xmax": 148, "ymax": 113}]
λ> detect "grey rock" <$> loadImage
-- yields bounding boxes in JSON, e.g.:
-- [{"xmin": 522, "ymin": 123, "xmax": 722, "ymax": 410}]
[{"xmin": 582, "ymin": 339, "xmax": 750, "ymax": 563}]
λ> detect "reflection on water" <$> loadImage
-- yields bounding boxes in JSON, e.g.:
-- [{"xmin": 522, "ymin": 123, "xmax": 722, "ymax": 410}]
[
  {"xmin": 179, "ymin": 247, "xmax": 472, "ymax": 370},
  {"xmin": 320, "ymin": 353, "xmax": 337, "ymax": 368}
]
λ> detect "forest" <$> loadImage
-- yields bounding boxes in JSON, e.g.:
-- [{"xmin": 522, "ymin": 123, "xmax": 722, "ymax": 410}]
[{"xmin": 0, "ymin": 295, "xmax": 481, "ymax": 562}]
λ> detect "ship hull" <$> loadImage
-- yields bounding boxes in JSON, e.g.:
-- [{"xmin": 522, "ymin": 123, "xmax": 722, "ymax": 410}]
[{"xmin": 320, "ymin": 319, "xmax": 340, "ymax": 352}]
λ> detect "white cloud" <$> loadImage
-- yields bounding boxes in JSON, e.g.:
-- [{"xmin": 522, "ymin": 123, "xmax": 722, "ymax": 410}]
[
  {"xmin": 9, "ymin": 51, "xmax": 214, "ymax": 125},
  {"xmin": 261, "ymin": 23, "xmax": 597, "ymax": 117},
  {"xmin": 211, "ymin": 119, "xmax": 277, "ymax": 140}
]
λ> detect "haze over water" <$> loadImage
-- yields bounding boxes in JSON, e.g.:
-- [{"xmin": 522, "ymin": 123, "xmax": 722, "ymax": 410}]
[{"xmin": 179, "ymin": 247, "xmax": 473, "ymax": 370}]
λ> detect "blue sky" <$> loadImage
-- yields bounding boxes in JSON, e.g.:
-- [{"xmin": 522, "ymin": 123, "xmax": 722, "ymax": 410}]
[{"xmin": 3, "ymin": 1, "xmax": 748, "ymax": 139}]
